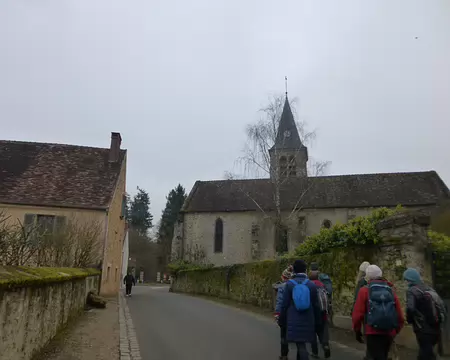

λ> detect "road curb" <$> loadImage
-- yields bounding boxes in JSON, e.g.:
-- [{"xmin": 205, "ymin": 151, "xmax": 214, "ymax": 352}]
[{"xmin": 119, "ymin": 293, "xmax": 142, "ymax": 360}]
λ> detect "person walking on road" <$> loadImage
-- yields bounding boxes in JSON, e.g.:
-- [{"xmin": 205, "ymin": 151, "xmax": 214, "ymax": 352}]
[
  {"xmin": 273, "ymin": 265, "xmax": 294, "ymax": 360},
  {"xmin": 403, "ymin": 268, "xmax": 447, "ymax": 360},
  {"xmin": 279, "ymin": 260, "xmax": 320, "ymax": 360},
  {"xmin": 353, "ymin": 261, "xmax": 371, "ymax": 360},
  {"xmin": 309, "ymin": 270, "xmax": 331, "ymax": 358},
  {"xmin": 123, "ymin": 272, "xmax": 136, "ymax": 297},
  {"xmin": 354, "ymin": 261, "xmax": 370, "ymax": 307},
  {"xmin": 310, "ymin": 262, "xmax": 333, "ymax": 326},
  {"xmin": 352, "ymin": 265, "xmax": 404, "ymax": 360}
]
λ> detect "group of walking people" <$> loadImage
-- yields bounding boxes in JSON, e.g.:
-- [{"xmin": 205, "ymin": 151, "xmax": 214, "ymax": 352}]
[{"xmin": 273, "ymin": 259, "xmax": 447, "ymax": 360}]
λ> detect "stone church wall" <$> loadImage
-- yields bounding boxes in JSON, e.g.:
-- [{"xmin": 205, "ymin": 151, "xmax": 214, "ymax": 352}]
[{"xmin": 180, "ymin": 207, "xmax": 386, "ymax": 266}]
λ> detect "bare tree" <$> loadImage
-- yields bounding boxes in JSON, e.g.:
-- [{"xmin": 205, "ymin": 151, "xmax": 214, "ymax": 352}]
[{"xmin": 227, "ymin": 94, "xmax": 331, "ymax": 254}]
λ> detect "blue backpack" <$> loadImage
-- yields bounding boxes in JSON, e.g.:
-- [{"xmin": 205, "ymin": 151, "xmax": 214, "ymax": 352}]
[
  {"xmin": 367, "ymin": 282, "xmax": 399, "ymax": 330},
  {"xmin": 289, "ymin": 279, "xmax": 311, "ymax": 311}
]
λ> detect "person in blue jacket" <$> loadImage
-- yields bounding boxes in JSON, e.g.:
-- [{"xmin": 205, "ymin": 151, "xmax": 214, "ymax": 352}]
[
  {"xmin": 273, "ymin": 265, "xmax": 294, "ymax": 360},
  {"xmin": 279, "ymin": 260, "xmax": 321, "ymax": 360}
]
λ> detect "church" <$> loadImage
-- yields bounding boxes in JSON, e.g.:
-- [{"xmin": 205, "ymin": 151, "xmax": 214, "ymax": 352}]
[{"xmin": 172, "ymin": 96, "xmax": 449, "ymax": 266}]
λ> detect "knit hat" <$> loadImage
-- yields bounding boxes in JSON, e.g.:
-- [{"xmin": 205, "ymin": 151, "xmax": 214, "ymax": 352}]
[
  {"xmin": 281, "ymin": 265, "xmax": 293, "ymax": 281},
  {"xmin": 359, "ymin": 261, "xmax": 370, "ymax": 273},
  {"xmin": 403, "ymin": 268, "xmax": 422, "ymax": 285},
  {"xmin": 365, "ymin": 265, "xmax": 382, "ymax": 280},
  {"xmin": 309, "ymin": 270, "xmax": 319, "ymax": 280},
  {"xmin": 310, "ymin": 262, "xmax": 319, "ymax": 271},
  {"xmin": 293, "ymin": 260, "xmax": 307, "ymax": 274}
]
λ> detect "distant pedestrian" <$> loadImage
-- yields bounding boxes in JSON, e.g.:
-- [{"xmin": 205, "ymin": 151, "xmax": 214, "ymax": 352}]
[
  {"xmin": 273, "ymin": 265, "xmax": 294, "ymax": 360},
  {"xmin": 352, "ymin": 265, "xmax": 404, "ymax": 360},
  {"xmin": 123, "ymin": 272, "xmax": 136, "ymax": 297},
  {"xmin": 403, "ymin": 268, "xmax": 447, "ymax": 360},
  {"xmin": 279, "ymin": 260, "xmax": 320, "ymax": 360},
  {"xmin": 309, "ymin": 270, "xmax": 331, "ymax": 358}
]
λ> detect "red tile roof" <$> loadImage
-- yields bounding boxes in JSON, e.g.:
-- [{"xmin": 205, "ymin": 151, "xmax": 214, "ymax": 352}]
[{"xmin": 0, "ymin": 140, "xmax": 126, "ymax": 209}]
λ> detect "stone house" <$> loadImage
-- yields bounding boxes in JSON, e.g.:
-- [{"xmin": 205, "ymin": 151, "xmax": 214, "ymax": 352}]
[
  {"xmin": 0, "ymin": 132, "xmax": 127, "ymax": 295},
  {"xmin": 172, "ymin": 98, "xmax": 450, "ymax": 266}
]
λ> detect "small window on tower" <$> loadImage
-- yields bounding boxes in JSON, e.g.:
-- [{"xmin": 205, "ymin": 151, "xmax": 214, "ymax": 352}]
[
  {"xmin": 279, "ymin": 156, "xmax": 288, "ymax": 177},
  {"xmin": 288, "ymin": 156, "xmax": 296, "ymax": 176}
]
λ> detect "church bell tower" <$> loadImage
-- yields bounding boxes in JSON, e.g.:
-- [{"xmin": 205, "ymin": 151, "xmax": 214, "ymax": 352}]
[{"xmin": 269, "ymin": 94, "xmax": 308, "ymax": 179}]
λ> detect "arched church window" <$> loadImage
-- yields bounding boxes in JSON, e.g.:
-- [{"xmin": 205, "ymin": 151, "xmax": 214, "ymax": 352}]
[
  {"xmin": 279, "ymin": 156, "xmax": 287, "ymax": 177},
  {"xmin": 322, "ymin": 219, "xmax": 332, "ymax": 229},
  {"xmin": 288, "ymin": 155, "xmax": 296, "ymax": 176},
  {"xmin": 214, "ymin": 218, "xmax": 223, "ymax": 253}
]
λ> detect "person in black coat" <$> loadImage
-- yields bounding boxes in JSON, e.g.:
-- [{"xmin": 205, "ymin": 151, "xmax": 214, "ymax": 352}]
[
  {"xmin": 123, "ymin": 272, "xmax": 136, "ymax": 297},
  {"xmin": 279, "ymin": 260, "xmax": 321, "ymax": 360}
]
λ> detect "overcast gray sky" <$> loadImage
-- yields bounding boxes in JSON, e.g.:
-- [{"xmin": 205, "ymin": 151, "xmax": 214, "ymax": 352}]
[{"xmin": 1, "ymin": 1, "xmax": 449, "ymax": 224}]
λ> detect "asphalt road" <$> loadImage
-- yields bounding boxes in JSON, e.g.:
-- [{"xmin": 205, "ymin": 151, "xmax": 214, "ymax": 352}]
[{"xmin": 126, "ymin": 285, "xmax": 364, "ymax": 360}]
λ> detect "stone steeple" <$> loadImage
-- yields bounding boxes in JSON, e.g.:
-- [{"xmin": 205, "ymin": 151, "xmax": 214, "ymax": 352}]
[{"xmin": 269, "ymin": 95, "xmax": 308, "ymax": 178}]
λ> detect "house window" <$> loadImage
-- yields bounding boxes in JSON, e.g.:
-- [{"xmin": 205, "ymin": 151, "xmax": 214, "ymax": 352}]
[
  {"xmin": 24, "ymin": 214, "xmax": 66, "ymax": 237},
  {"xmin": 322, "ymin": 219, "xmax": 332, "ymax": 229},
  {"xmin": 214, "ymin": 218, "xmax": 223, "ymax": 253}
]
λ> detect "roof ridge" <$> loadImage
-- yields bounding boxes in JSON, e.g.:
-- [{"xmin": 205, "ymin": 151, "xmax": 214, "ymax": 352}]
[
  {"xmin": 0, "ymin": 139, "xmax": 123, "ymax": 151},
  {"xmin": 313, "ymin": 170, "xmax": 436, "ymax": 179},
  {"xmin": 195, "ymin": 171, "xmax": 438, "ymax": 184}
]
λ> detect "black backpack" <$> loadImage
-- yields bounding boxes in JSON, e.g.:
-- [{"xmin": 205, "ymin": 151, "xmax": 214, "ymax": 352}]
[{"xmin": 414, "ymin": 285, "xmax": 447, "ymax": 326}]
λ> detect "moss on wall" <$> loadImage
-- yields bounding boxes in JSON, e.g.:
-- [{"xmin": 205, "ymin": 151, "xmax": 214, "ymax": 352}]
[
  {"xmin": 0, "ymin": 266, "xmax": 100, "ymax": 290},
  {"xmin": 173, "ymin": 247, "xmax": 378, "ymax": 315}
]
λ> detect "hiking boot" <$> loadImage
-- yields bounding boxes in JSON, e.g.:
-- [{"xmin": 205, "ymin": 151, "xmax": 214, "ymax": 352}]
[
  {"xmin": 310, "ymin": 353, "xmax": 319, "ymax": 359},
  {"xmin": 323, "ymin": 345, "xmax": 331, "ymax": 358}
]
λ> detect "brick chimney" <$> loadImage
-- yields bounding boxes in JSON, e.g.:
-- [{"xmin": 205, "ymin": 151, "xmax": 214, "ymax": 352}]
[{"xmin": 109, "ymin": 132, "xmax": 122, "ymax": 162}]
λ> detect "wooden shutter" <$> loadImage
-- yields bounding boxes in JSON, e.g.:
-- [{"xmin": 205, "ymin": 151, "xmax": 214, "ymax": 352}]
[
  {"xmin": 24, "ymin": 214, "xmax": 36, "ymax": 231},
  {"xmin": 55, "ymin": 216, "xmax": 66, "ymax": 233}
]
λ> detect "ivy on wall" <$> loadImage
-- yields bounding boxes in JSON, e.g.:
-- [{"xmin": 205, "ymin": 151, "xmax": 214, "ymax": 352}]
[{"xmin": 294, "ymin": 207, "xmax": 403, "ymax": 256}]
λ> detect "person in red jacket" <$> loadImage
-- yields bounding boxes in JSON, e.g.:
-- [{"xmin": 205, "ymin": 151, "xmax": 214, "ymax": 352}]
[{"xmin": 352, "ymin": 265, "xmax": 404, "ymax": 360}]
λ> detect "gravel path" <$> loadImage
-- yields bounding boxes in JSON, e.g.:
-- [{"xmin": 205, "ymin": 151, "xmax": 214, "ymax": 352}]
[{"xmin": 38, "ymin": 298, "xmax": 120, "ymax": 360}]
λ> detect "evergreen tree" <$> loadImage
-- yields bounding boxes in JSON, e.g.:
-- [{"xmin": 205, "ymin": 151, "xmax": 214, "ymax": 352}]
[
  {"xmin": 158, "ymin": 184, "xmax": 187, "ymax": 255},
  {"xmin": 129, "ymin": 187, "xmax": 153, "ymax": 234}
]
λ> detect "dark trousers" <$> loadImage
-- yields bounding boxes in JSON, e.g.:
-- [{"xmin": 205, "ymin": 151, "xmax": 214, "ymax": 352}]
[
  {"xmin": 295, "ymin": 342, "xmax": 310, "ymax": 360},
  {"xmin": 416, "ymin": 333, "xmax": 438, "ymax": 360},
  {"xmin": 366, "ymin": 335, "xmax": 393, "ymax": 360},
  {"xmin": 280, "ymin": 326, "xmax": 289, "ymax": 357},
  {"xmin": 125, "ymin": 284, "xmax": 132, "ymax": 295},
  {"xmin": 311, "ymin": 321, "xmax": 330, "ymax": 355}
]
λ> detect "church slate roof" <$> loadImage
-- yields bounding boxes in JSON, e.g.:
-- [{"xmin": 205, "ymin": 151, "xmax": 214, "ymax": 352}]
[
  {"xmin": 272, "ymin": 97, "xmax": 305, "ymax": 150},
  {"xmin": 182, "ymin": 171, "xmax": 450, "ymax": 213},
  {"xmin": 0, "ymin": 140, "xmax": 126, "ymax": 210}
]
